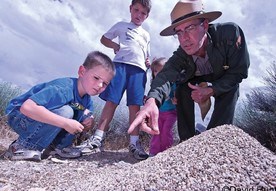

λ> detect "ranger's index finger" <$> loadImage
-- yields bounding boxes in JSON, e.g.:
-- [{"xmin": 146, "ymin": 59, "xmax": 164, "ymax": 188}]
[
  {"xmin": 128, "ymin": 115, "xmax": 144, "ymax": 134},
  {"xmin": 140, "ymin": 123, "xmax": 160, "ymax": 135}
]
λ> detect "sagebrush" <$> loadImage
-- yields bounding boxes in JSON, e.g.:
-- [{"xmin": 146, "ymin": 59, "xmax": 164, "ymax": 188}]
[
  {"xmin": 235, "ymin": 62, "xmax": 276, "ymax": 153},
  {"xmin": 0, "ymin": 81, "xmax": 22, "ymax": 116}
]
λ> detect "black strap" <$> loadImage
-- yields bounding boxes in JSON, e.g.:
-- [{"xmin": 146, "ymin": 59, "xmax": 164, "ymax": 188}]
[{"xmin": 172, "ymin": 11, "xmax": 204, "ymax": 24}]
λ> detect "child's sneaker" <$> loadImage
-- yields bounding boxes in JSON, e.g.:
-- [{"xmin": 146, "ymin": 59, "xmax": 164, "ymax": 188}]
[
  {"xmin": 129, "ymin": 140, "xmax": 149, "ymax": 160},
  {"xmin": 75, "ymin": 136, "xmax": 102, "ymax": 154},
  {"xmin": 4, "ymin": 141, "xmax": 41, "ymax": 161},
  {"xmin": 42, "ymin": 144, "xmax": 82, "ymax": 159}
]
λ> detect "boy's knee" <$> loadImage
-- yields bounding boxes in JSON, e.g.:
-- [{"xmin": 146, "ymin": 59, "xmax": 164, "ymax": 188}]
[{"xmin": 52, "ymin": 105, "xmax": 74, "ymax": 119}]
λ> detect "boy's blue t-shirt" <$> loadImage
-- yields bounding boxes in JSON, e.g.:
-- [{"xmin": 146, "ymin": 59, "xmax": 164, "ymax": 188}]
[{"xmin": 5, "ymin": 77, "xmax": 93, "ymax": 121}]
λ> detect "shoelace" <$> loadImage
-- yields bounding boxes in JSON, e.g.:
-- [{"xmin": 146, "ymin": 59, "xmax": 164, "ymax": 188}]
[{"xmin": 83, "ymin": 137, "xmax": 101, "ymax": 148}]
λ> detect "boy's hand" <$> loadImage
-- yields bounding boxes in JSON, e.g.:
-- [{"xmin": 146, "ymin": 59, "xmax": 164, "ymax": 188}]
[
  {"xmin": 81, "ymin": 117, "xmax": 95, "ymax": 132},
  {"xmin": 145, "ymin": 57, "xmax": 150, "ymax": 68},
  {"xmin": 100, "ymin": 35, "xmax": 120, "ymax": 54},
  {"xmin": 113, "ymin": 43, "xmax": 120, "ymax": 54},
  {"xmin": 63, "ymin": 119, "xmax": 84, "ymax": 135}
]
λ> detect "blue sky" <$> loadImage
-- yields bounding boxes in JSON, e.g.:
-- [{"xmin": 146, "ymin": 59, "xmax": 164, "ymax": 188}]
[{"xmin": 0, "ymin": 0, "xmax": 275, "ymax": 123}]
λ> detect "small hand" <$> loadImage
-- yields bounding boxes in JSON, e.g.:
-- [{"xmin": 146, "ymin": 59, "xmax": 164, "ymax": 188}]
[
  {"xmin": 145, "ymin": 57, "xmax": 151, "ymax": 68},
  {"xmin": 171, "ymin": 92, "xmax": 177, "ymax": 105},
  {"xmin": 113, "ymin": 43, "xmax": 120, "ymax": 54},
  {"xmin": 63, "ymin": 119, "xmax": 84, "ymax": 135},
  {"xmin": 81, "ymin": 117, "xmax": 95, "ymax": 132}
]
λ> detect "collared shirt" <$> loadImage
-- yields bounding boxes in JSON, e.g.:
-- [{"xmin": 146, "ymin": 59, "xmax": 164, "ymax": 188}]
[{"xmin": 192, "ymin": 54, "xmax": 213, "ymax": 76}]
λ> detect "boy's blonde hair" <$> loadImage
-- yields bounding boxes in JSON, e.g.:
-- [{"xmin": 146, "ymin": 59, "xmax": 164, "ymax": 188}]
[
  {"xmin": 83, "ymin": 51, "xmax": 116, "ymax": 75},
  {"xmin": 131, "ymin": 0, "xmax": 152, "ymax": 13}
]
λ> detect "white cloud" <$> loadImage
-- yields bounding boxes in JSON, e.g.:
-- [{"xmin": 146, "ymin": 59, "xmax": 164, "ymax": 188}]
[{"xmin": 0, "ymin": 0, "xmax": 275, "ymax": 100}]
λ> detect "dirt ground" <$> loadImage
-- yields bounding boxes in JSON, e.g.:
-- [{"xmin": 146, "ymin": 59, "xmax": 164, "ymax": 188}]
[{"xmin": 0, "ymin": 115, "xmax": 149, "ymax": 164}]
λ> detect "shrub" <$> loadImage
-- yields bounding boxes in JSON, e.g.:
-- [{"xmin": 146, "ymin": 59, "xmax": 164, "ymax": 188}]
[
  {"xmin": 235, "ymin": 62, "xmax": 276, "ymax": 153},
  {"xmin": 0, "ymin": 81, "xmax": 22, "ymax": 116}
]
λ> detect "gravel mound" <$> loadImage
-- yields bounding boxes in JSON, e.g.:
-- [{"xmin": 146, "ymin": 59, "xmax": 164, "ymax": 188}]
[{"xmin": 0, "ymin": 125, "xmax": 275, "ymax": 191}]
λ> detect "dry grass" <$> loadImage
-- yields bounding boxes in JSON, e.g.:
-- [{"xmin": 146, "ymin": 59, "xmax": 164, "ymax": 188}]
[
  {"xmin": 0, "ymin": 115, "xmax": 152, "ymax": 152},
  {"xmin": 0, "ymin": 116, "xmax": 17, "ymax": 140},
  {"xmin": 0, "ymin": 116, "xmax": 17, "ymax": 156}
]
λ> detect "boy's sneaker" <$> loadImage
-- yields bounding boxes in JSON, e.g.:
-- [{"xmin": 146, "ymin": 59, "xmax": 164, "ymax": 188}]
[
  {"xmin": 129, "ymin": 140, "xmax": 149, "ymax": 160},
  {"xmin": 75, "ymin": 136, "xmax": 102, "ymax": 154},
  {"xmin": 42, "ymin": 144, "xmax": 82, "ymax": 159},
  {"xmin": 4, "ymin": 141, "xmax": 41, "ymax": 162}
]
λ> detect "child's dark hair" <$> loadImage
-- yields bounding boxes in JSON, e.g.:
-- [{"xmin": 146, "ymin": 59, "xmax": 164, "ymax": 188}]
[
  {"xmin": 131, "ymin": 0, "xmax": 152, "ymax": 13},
  {"xmin": 83, "ymin": 51, "xmax": 116, "ymax": 75}
]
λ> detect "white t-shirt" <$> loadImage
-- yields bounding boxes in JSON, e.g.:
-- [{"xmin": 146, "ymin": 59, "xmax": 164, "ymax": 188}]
[{"xmin": 103, "ymin": 21, "xmax": 150, "ymax": 71}]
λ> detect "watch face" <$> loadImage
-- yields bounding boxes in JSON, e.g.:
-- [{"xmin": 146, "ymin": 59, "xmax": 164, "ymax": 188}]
[
  {"xmin": 176, "ymin": 69, "xmax": 186, "ymax": 83},
  {"xmin": 223, "ymin": 65, "xmax": 229, "ymax": 70}
]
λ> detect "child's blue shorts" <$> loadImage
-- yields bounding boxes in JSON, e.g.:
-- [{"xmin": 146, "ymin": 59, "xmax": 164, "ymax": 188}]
[{"xmin": 99, "ymin": 62, "xmax": 146, "ymax": 106}]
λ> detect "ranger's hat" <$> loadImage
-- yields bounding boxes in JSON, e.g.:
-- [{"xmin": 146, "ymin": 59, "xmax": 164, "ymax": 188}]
[{"xmin": 160, "ymin": 0, "xmax": 222, "ymax": 36}]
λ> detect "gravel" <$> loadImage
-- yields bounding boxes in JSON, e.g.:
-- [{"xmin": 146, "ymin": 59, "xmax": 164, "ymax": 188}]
[{"xmin": 0, "ymin": 125, "xmax": 275, "ymax": 191}]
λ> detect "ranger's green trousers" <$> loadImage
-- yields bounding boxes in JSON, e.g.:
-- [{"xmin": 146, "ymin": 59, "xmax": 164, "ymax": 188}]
[{"xmin": 176, "ymin": 80, "xmax": 239, "ymax": 142}]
